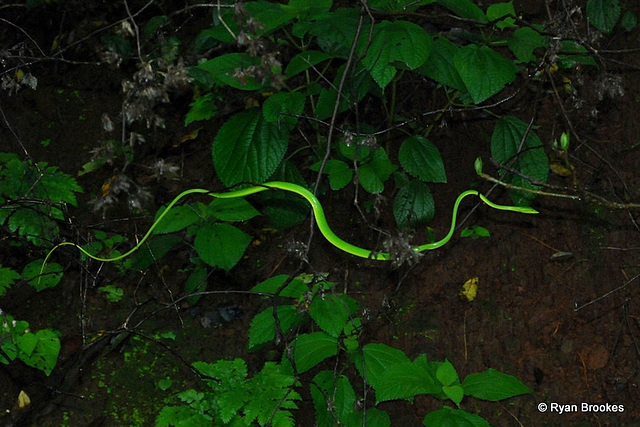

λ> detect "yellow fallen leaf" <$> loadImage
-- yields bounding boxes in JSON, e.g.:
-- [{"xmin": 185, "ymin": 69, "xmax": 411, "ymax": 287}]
[
  {"xmin": 459, "ymin": 277, "xmax": 478, "ymax": 302},
  {"xmin": 18, "ymin": 390, "xmax": 30, "ymax": 409}
]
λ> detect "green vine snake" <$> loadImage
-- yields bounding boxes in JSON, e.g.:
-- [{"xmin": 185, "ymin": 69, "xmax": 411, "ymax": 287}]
[{"xmin": 40, "ymin": 182, "xmax": 538, "ymax": 277}]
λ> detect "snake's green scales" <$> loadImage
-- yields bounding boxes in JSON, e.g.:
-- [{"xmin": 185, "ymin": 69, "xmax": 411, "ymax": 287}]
[{"xmin": 40, "ymin": 181, "xmax": 538, "ymax": 275}]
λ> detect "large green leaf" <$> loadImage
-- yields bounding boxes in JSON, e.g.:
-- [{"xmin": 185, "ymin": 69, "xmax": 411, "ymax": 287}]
[
  {"xmin": 419, "ymin": 37, "xmax": 466, "ymax": 90},
  {"xmin": 508, "ymin": 27, "xmax": 548, "ymax": 63},
  {"xmin": 587, "ymin": 0, "xmax": 620, "ymax": 33},
  {"xmin": 307, "ymin": 8, "xmax": 362, "ymax": 57},
  {"xmin": 356, "ymin": 343, "xmax": 411, "ymax": 389},
  {"xmin": 437, "ymin": 0, "xmax": 487, "ymax": 22},
  {"xmin": 197, "ymin": 53, "xmax": 265, "ymax": 90},
  {"xmin": 22, "ymin": 260, "xmax": 63, "ymax": 291},
  {"xmin": 394, "ymin": 180, "xmax": 435, "ymax": 229},
  {"xmin": 285, "ymin": 50, "xmax": 333, "ymax": 78},
  {"xmin": 17, "ymin": 329, "xmax": 60, "ymax": 376},
  {"xmin": 462, "ymin": 368, "xmax": 531, "ymax": 401},
  {"xmin": 399, "ymin": 135, "xmax": 446, "ymax": 183},
  {"xmin": 291, "ymin": 332, "xmax": 338, "ymax": 373},
  {"xmin": 360, "ymin": 20, "xmax": 433, "ymax": 89},
  {"xmin": 454, "ymin": 45, "xmax": 517, "ymax": 104},
  {"xmin": 152, "ymin": 204, "xmax": 200, "ymax": 234},
  {"xmin": 262, "ymin": 91, "xmax": 305, "ymax": 131},
  {"xmin": 490, "ymin": 115, "xmax": 548, "ymax": 206},
  {"xmin": 212, "ymin": 109, "xmax": 288, "ymax": 187},
  {"xmin": 0, "ymin": 266, "xmax": 20, "ymax": 296},
  {"xmin": 207, "ymin": 198, "xmax": 261, "ymax": 222},
  {"xmin": 194, "ymin": 223, "xmax": 252, "ymax": 271},
  {"xmin": 374, "ymin": 354, "xmax": 440, "ymax": 403}
]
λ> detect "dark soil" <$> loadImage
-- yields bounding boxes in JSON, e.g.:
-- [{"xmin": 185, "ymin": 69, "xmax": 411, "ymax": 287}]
[{"xmin": 2, "ymin": 3, "xmax": 640, "ymax": 427}]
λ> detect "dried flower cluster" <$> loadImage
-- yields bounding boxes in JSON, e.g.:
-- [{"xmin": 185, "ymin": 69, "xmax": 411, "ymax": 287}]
[
  {"xmin": 122, "ymin": 58, "xmax": 192, "ymax": 128},
  {"xmin": 231, "ymin": 2, "xmax": 284, "ymax": 90}
]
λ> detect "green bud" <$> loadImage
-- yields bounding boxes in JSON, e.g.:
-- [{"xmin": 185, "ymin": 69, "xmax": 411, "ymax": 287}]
[
  {"xmin": 560, "ymin": 132, "xmax": 570, "ymax": 151},
  {"xmin": 474, "ymin": 157, "xmax": 483, "ymax": 175}
]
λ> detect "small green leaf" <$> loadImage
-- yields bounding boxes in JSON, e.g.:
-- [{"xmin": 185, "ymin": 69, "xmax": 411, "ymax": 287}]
[
  {"xmin": 399, "ymin": 136, "xmax": 446, "ymax": 183},
  {"xmin": 17, "ymin": 329, "xmax": 60, "ymax": 376},
  {"xmin": 454, "ymin": 45, "xmax": 517, "ymax": 104},
  {"xmin": 251, "ymin": 274, "xmax": 308, "ymax": 298},
  {"xmin": 358, "ymin": 148, "xmax": 397, "ymax": 194},
  {"xmin": 22, "ymin": 260, "xmax": 63, "ymax": 291},
  {"xmin": 587, "ymin": 0, "xmax": 621, "ymax": 33},
  {"xmin": 442, "ymin": 385, "xmax": 464, "ymax": 406},
  {"xmin": 310, "ymin": 294, "xmax": 354, "ymax": 338},
  {"xmin": 213, "ymin": 109, "xmax": 289, "ymax": 187},
  {"xmin": 262, "ymin": 91, "xmax": 305, "ymax": 130},
  {"xmin": 185, "ymin": 93, "xmax": 218, "ymax": 125},
  {"xmin": 621, "ymin": 11, "xmax": 637, "ymax": 31},
  {"xmin": 436, "ymin": 359, "xmax": 459, "ymax": 386},
  {"xmin": 310, "ymin": 160, "xmax": 353, "ymax": 191},
  {"xmin": 374, "ymin": 355, "xmax": 440, "ymax": 403},
  {"xmin": 394, "ymin": 180, "xmax": 435, "ymax": 229},
  {"xmin": 462, "ymin": 368, "xmax": 531, "ymax": 401},
  {"xmin": 194, "ymin": 223, "xmax": 251, "ymax": 271},
  {"xmin": 487, "ymin": 2, "xmax": 517, "ymax": 29},
  {"xmin": 0, "ymin": 266, "xmax": 20, "ymax": 296},
  {"xmin": 291, "ymin": 332, "xmax": 338, "ymax": 373},
  {"xmin": 157, "ymin": 377, "xmax": 173, "ymax": 391},
  {"xmin": 248, "ymin": 305, "xmax": 303, "ymax": 350},
  {"xmin": 184, "ymin": 264, "xmax": 208, "ymax": 305}
]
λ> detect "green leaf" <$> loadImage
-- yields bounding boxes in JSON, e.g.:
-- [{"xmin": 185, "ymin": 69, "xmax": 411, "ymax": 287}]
[
  {"xmin": 307, "ymin": 8, "xmax": 362, "ymax": 58},
  {"xmin": 185, "ymin": 93, "xmax": 218, "ymax": 125},
  {"xmin": 212, "ymin": 109, "xmax": 289, "ymax": 187},
  {"xmin": 314, "ymin": 64, "xmax": 371, "ymax": 120},
  {"xmin": 508, "ymin": 27, "xmax": 548, "ymax": 63},
  {"xmin": 443, "ymin": 385, "xmax": 465, "ymax": 406},
  {"xmin": 454, "ymin": 45, "xmax": 517, "ymax": 104},
  {"xmin": 621, "ymin": 11, "xmax": 637, "ymax": 31},
  {"xmin": 462, "ymin": 368, "xmax": 531, "ymax": 401},
  {"xmin": 197, "ymin": 53, "xmax": 265, "ymax": 90},
  {"xmin": 399, "ymin": 135, "xmax": 446, "ymax": 183},
  {"xmin": 375, "ymin": 354, "xmax": 440, "ymax": 403},
  {"xmin": 357, "ymin": 343, "xmax": 411, "ymax": 389},
  {"xmin": 262, "ymin": 91, "xmax": 305, "ymax": 130},
  {"xmin": 248, "ymin": 305, "xmax": 303, "ymax": 350},
  {"xmin": 419, "ymin": 37, "xmax": 466, "ymax": 90},
  {"xmin": 285, "ymin": 50, "xmax": 333, "ymax": 78},
  {"xmin": 437, "ymin": 0, "xmax": 487, "ymax": 22},
  {"xmin": 310, "ymin": 159, "xmax": 353, "ymax": 190},
  {"xmin": 358, "ymin": 148, "xmax": 397, "ymax": 194},
  {"xmin": 487, "ymin": 2, "xmax": 516, "ymax": 29},
  {"xmin": 587, "ymin": 0, "xmax": 620, "ymax": 33},
  {"xmin": 291, "ymin": 332, "xmax": 338, "ymax": 373},
  {"xmin": 436, "ymin": 359, "xmax": 460, "ymax": 386},
  {"xmin": 311, "ymin": 371, "xmax": 357, "ymax": 425},
  {"xmin": 394, "ymin": 180, "xmax": 435, "ymax": 229},
  {"xmin": 360, "ymin": 20, "xmax": 433, "ymax": 89},
  {"xmin": 184, "ymin": 264, "xmax": 208, "ymax": 305},
  {"xmin": 491, "ymin": 115, "xmax": 548, "ymax": 205},
  {"xmin": 369, "ymin": 0, "xmax": 435, "ymax": 12},
  {"xmin": 128, "ymin": 235, "xmax": 182, "ymax": 270},
  {"xmin": 423, "ymin": 406, "xmax": 491, "ymax": 427},
  {"xmin": 207, "ymin": 198, "xmax": 261, "ymax": 222},
  {"xmin": 310, "ymin": 294, "xmax": 354, "ymax": 338},
  {"xmin": 251, "ymin": 274, "xmax": 308, "ymax": 298},
  {"xmin": 194, "ymin": 223, "xmax": 251, "ymax": 271},
  {"xmin": 22, "ymin": 260, "xmax": 63, "ymax": 291},
  {"xmin": 281, "ymin": 0, "xmax": 332, "ymax": 18},
  {"xmin": 0, "ymin": 266, "xmax": 20, "ymax": 296},
  {"xmin": 17, "ymin": 329, "xmax": 60, "ymax": 376},
  {"xmin": 144, "ymin": 15, "xmax": 168, "ymax": 38},
  {"xmin": 152, "ymin": 204, "xmax": 200, "ymax": 235}
]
